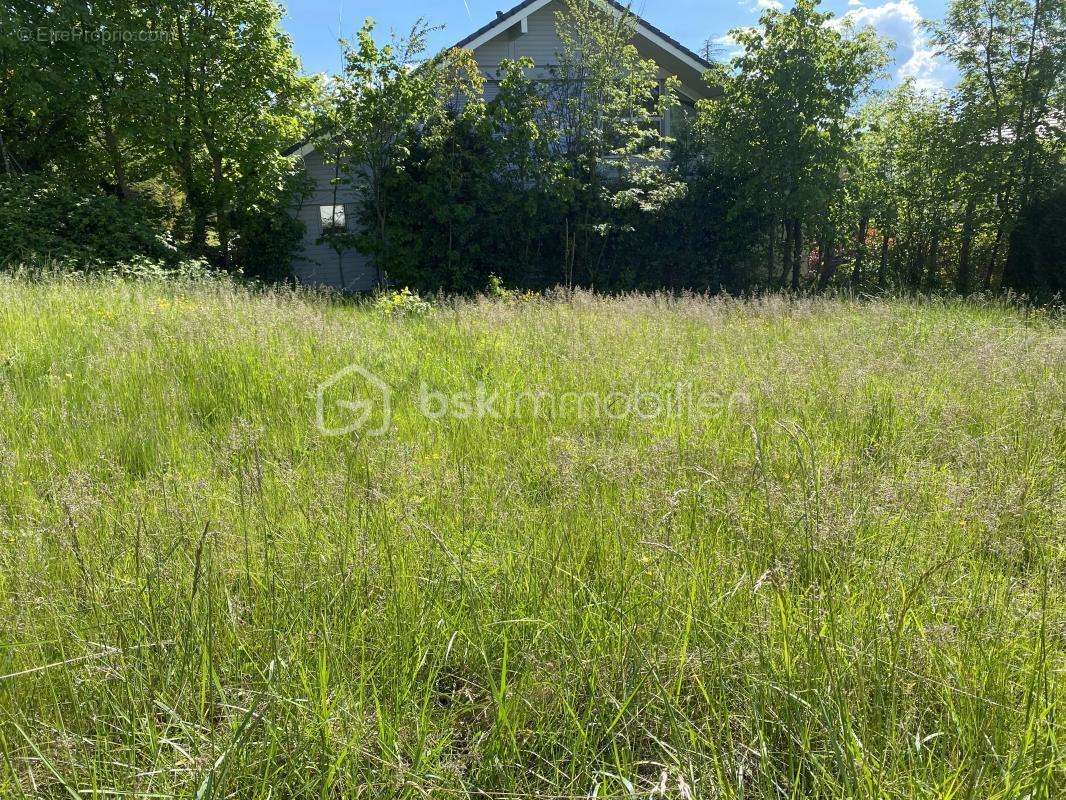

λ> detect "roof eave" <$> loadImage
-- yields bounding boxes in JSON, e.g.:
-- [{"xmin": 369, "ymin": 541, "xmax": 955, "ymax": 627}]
[{"xmin": 453, "ymin": 0, "xmax": 712, "ymax": 76}]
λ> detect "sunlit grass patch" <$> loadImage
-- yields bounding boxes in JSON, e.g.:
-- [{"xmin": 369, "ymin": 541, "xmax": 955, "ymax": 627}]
[{"xmin": 0, "ymin": 276, "xmax": 1062, "ymax": 798}]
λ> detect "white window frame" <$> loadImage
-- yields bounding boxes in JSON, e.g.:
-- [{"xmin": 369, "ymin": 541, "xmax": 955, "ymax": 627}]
[{"xmin": 319, "ymin": 204, "xmax": 347, "ymax": 234}]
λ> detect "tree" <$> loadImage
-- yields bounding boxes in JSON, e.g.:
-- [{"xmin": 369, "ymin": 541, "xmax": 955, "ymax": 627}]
[
  {"xmin": 932, "ymin": 0, "xmax": 1066, "ymax": 289},
  {"xmin": 326, "ymin": 18, "xmax": 483, "ymax": 287},
  {"xmin": 699, "ymin": 0, "xmax": 886, "ymax": 289},
  {"xmin": 0, "ymin": 1, "xmax": 163, "ymax": 193},
  {"xmin": 1003, "ymin": 185, "xmax": 1066, "ymax": 294},
  {"xmin": 546, "ymin": 0, "xmax": 685, "ymax": 287},
  {"xmin": 847, "ymin": 84, "xmax": 958, "ymax": 290},
  {"xmin": 0, "ymin": 5, "xmax": 75, "ymax": 176},
  {"xmin": 59, "ymin": 2, "xmax": 168, "ymax": 201},
  {"xmin": 367, "ymin": 56, "xmax": 567, "ymax": 292},
  {"xmin": 151, "ymin": 0, "xmax": 314, "ymax": 267}
]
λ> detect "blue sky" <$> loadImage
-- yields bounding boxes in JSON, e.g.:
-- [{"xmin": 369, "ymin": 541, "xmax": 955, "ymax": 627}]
[{"xmin": 281, "ymin": 0, "xmax": 956, "ymax": 90}]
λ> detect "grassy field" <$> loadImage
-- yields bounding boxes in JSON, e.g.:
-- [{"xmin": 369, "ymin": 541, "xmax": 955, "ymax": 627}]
[{"xmin": 0, "ymin": 276, "xmax": 1062, "ymax": 799}]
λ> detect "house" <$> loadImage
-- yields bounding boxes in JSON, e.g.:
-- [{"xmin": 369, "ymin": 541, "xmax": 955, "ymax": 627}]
[{"xmin": 288, "ymin": 0, "xmax": 714, "ymax": 291}]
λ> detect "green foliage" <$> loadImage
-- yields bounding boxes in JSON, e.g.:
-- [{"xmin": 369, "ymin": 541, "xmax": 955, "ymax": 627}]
[
  {"xmin": 484, "ymin": 273, "xmax": 539, "ymax": 302},
  {"xmin": 324, "ymin": 19, "xmax": 485, "ymax": 284},
  {"xmin": 697, "ymin": 0, "xmax": 887, "ymax": 289},
  {"xmin": 803, "ymin": 0, "xmax": 1066, "ymax": 294},
  {"xmin": 355, "ymin": 3, "xmax": 694, "ymax": 294},
  {"xmin": 548, "ymin": 0, "xmax": 686, "ymax": 285},
  {"xmin": 2, "ymin": 0, "xmax": 1063, "ymax": 293},
  {"xmin": 0, "ymin": 0, "xmax": 314, "ymax": 276},
  {"xmin": 1004, "ymin": 185, "xmax": 1066, "ymax": 295},
  {"xmin": 604, "ymin": 170, "xmax": 767, "ymax": 292},
  {"xmin": 231, "ymin": 171, "xmax": 314, "ymax": 284},
  {"xmin": 0, "ymin": 176, "xmax": 174, "ymax": 269},
  {"xmin": 372, "ymin": 285, "xmax": 432, "ymax": 316},
  {"xmin": 929, "ymin": 0, "xmax": 1066, "ymax": 290},
  {"xmin": 713, "ymin": 0, "xmax": 886, "ymax": 212},
  {"xmin": 149, "ymin": 0, "xmax": 315, "ymax": 268},
  {"xmin": 845, "ymin": 83, "xmax": 960, "ymax": 289},
  {"xmin": 231, "ymin": 205, "xmax": 307, "ymax": 285},
  {"xmin": 359, "ymin": 63, "xmax": 564, "ymax": 293}
]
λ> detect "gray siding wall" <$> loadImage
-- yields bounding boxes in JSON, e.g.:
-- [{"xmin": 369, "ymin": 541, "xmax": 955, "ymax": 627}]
[
  {"xmin": 474, "ymin": 4, "xmax": 564, "ymax": 101},
  {"xmin": 472, "ymin": 0, "xmax": 711, "ymax": 102},
  {"xmin": 291, "ymin": 150, "xmax": 377, "ymax": 291}
]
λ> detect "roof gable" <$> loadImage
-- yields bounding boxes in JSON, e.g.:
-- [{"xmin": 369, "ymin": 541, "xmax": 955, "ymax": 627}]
[
  {"xmin": 454, "ymin": 0, "xmax": 712, "ymax": 78},
  {"xmin": 287, "ymin": 2, "xmax": 715, "ymax": 159}
]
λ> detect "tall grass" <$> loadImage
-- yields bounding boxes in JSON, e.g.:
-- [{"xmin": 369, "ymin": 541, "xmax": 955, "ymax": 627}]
[{"xmin": 0, "ymin": 276, "xmax": 1062, "ymax": 798}]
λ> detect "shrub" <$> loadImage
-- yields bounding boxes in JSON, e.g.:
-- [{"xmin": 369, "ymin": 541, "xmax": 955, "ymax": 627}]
[
  {"xmin": 232, "ymin": 206, "xmax": 306, "ymax": 284},
  {"xmin": 0, "ymin": 176, "xmax": 176, "ymax": 270},
  {"xmin": 1004, "ymin": 186, "xmax": 1066, "ymax": 297},
  {"xmin": 373, "ymin": 286, "xmax": 432, "ymax": 316}
]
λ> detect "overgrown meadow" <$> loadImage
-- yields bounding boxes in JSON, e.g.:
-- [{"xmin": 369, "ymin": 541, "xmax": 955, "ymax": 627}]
[{"xmin": 0, "ymin": 276, "xmax": 1062, "ymax": 798}]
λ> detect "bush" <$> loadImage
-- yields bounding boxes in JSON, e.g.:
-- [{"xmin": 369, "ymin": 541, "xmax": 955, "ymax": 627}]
[
  {"xmin": 362, "ymin": 114, "xmax": 564, "ymax": 294},
  {"xmin": 362, "ymin": 105, "xmax": 760, "ymax": 295},
  {"xmin": 373, "ymin": 286, "xmax": 432, "ymax": 316},
  {"xmin": 1004, "ymin": 186, "xmax": 1066, "ymax": 297},
  {"xmin": 0, "ymin": 176, "xmax": 176, "ymax": 270},
  {"xmin": 232, "ymin": 207, "xmax": 307, "ymax": 284}
]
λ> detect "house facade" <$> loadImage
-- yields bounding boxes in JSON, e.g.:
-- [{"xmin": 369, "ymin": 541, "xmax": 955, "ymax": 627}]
[{"xmin": 288, "ymin": 0, "xmax": 714, "ymax": 291}]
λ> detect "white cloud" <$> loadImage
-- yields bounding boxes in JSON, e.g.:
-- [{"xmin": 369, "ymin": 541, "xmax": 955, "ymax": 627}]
[
  {"xmin": 729, "ymin": 0, "xmax": 956, "ymax": 89},
  {"xmin": 833, "ymin": 0, "xmax": 955, "ymax": 91},
  {"xmin": 712, "ymin": 28, "xmax": 756, "ymax": 60},
  {"xmin": 739, "ymin": 0, "xmax": 784, "ymax": 12},
  {"xmin": 712, "ymin": 33, "xmax": 743, "ymax": 59}
]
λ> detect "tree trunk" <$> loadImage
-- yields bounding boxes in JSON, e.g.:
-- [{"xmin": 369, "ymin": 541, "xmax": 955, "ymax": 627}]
[
  {"xmin": 173, "ymin": 19, "xmax": 206, "ymax": 254},
  {"xmin": 851, "ymin": 213, "xmax": 869, "ymax": 287},
  {"xmin": 373, "ymin": 164, "xmax": 389, "ymax": 288},
  {"xmin": 924, "ymin": 231, "xmax": 940, "ymax": 290},
  {"xmin": 376, "ymin": 208, "xmax": 387, "ymax": 287},
  {"xmin": 790, "ymin": 219, "xmax": 802, "ymax": 291},
  {"xmin": 0, "ymin": 130, "xmax": 11, "ymax": 176},
  {"xmin": 91, "ymin": 68, "xmax": 129, "ymax": 201},
  {"xmin": 102, "ymin": 119, "xmax": 130, "ymax": 201},
  {"xmin": 982, "ymin": 220, "xmax": 1004, "ymax": 290},
  {"xmin": 329, "ymin": 149, "xmax": 347, "ymax": 290},
  {"xmin": 955, "ymin": 196, "xmax": 977, "ymax": 293},
  {"xmin": 1013, "ymin": 0, "xmax": 1045, "ymax": 213},
  {"xmin": 580, "ymin": 207, "xmax": 594, "ymax": 284},
  {"xmin": 782, "ymin": 220, "xmax": 794, "ymax": 290},
  {"xmin": 878, "ymin": 232, "xmax": 889, "ymax": 288},
  {"xmin": 336, "ymin": 250, "xmax": 346, "ymax": 291},
  {"xmin": 211, "ymin": 153, "xmax": 229, "ymax": 269},
  {"xmin": 907, "ymin": 246, "xmax": 923, "ymax": 290},
  {"xmin": 190, "ymin": 206, "xmax": 208, "ymax": 254},
  {"xmin": 564, "ymin": 217, "xmax": 574, "ymax": 289},
  {"xmin": 817, "ymin": 237, "xmax": 836, "ymax": 290},
  {"xmin": 766, "ymin": 221, "xmax": 776, "ymax": 287},
  {"xmin": 177, "ymin": 144, "xmax": 208, "ymax": 254}
]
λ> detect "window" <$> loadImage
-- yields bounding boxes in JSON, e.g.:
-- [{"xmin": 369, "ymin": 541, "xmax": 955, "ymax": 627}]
[{"xmin": 319, "ymin": 205, "xmax": 346, "ymax": 234}]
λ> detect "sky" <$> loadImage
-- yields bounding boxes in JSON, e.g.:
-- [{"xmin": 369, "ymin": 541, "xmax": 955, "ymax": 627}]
[{"xmin": 281, "ymin": 0, "xmax": 957, "ymax": 91}]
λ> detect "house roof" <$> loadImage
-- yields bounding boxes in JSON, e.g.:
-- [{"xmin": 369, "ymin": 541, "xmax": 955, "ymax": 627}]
[
  {"xmin": 454, "ymin": 0, "xmax": 712, "ymax": 74},
  {"xmin": 284, "ymin": 130, "xmax": 324, "ymax": 158},
  {"xmin": 287, "ymin": 1, "xmax": 714, "ymax": 159}
]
